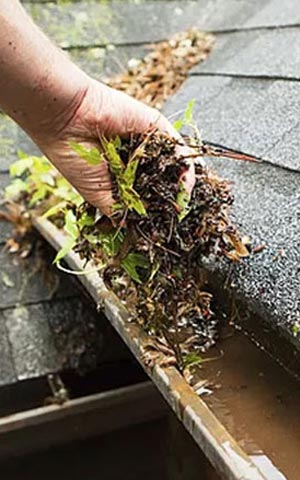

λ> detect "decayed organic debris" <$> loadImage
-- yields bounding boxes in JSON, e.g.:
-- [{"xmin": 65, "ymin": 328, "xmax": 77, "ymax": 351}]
[
  {"xmin": 108, "ymin": 29, "xmax": 214, "ymax": 109},
  {"xmin": 66, "ymin": 131, "xmax": 249, "ymax": 369}
]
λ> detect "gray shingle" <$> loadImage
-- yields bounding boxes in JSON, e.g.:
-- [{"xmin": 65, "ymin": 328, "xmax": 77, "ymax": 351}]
[
  {"xmin": 0, "ymin": 115, "xmax": 39, "ymax": 173},
  {"xmin": 103, "ymin": 45, "xmax": 150, "ymax": 78},
  {"xmin": 164, "ymin": 75, "xmax": 300, "ymax": 351},
  {"xmin": 68, "ymin": 47, "xmax": 106, "ymax": 80},
  {"xmin": 20, "ymin": 1, "xmax": 300, "ymax": 52},
  {"xmin": 46, "ymin": 298, "xmax": 105, "ymax": 372},
  {"xmin": 164, "ymin": 76, "xmax": 300, "ymax": 171},
  {"xmin": 201, "ymin": 156, "xmax": 300, "ymax": 345},
  {"xmin": 48, "ymin": 296, "xmax": 131, "ymax": 368},
  {"xmin": 69, "ymin": 44, "xmax": 148, "ymax": 81},
  {"xmin": 0, "ymin": 318, "xmax": 17, "ymax": 386},
  {"xmin": 4, "ymin": 297, "xmax": 105, "ymax": 380},
  {"xmin": 190, "ymin": 0, "xmax": 268, "ymax": 32},
  {"xmin": 265, "ymin": 124, "xmax": 300, "ymax": 167},
  {"xmin": 245, "ymin": 0, "xmax": 300, "ymax": 29},
  {"xmin": 194, "ymin": 28, "xmax": 300, "ymax": 79},
  {"xmin": 2, "ymin": 296, "xmax": 129, "ymax": 383},
  {"xmin": 4, "ymin": 304, "xmax": 60, "ymax": 380},
  {"xmin": 23, "ymin": 0, "xmax": 281, "ymax": 49},
  {"xmin": 0, "ymin": 173, "xmax": 12, "ymax": 244},
  {"xmin": 0, "ymin": 172, "xmax": 9, "ymax": 190},
  {"xmin": 0, "ymin": 248, "xmax": 76, "ymax": 310},
  {"xmin": 24, "ymin": 1, "xmax": 209, "ymax": 48}
]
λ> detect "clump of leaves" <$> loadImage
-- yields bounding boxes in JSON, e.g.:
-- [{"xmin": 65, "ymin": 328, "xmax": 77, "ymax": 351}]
[
  {"xmin": 63, "ymin": 130, "xmax": 249, "ymax": 367},
  {"xmin": 6, "ymin": 151, "xmax": 81, "ymax": 210},
  {"xmin": 5, "ymin": 151, "xmax": 83, "ymax": 259},
  {"xmin": 108, "ymin": 29, "xmax": 214, "ymax": 110},
  {"xmin": 4, "ymin": 106, "xmax": 250, "ymax": 370}
]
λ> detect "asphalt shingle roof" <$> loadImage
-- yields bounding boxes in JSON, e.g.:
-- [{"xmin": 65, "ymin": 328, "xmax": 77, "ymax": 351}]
[
  {"xmin": 193, "ymin": 28, "xmax": 300, "ymax": 80},
  {"xmin": 166, "ymin": 75, "xmax": 300, "ymax": 171},
  {"xmin": 164, "ymin": 0, "xmax": 300, "ymax": 360}
]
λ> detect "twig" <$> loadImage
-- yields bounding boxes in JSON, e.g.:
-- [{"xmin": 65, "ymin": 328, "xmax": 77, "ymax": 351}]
[{"xmin": 136, "ymin": 224, "xmax": 180, "ymax": 258}]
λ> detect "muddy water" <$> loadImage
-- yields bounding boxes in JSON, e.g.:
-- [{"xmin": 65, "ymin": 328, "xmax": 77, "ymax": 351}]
[{"xmin": 198, "ymin": 330, "xmax": 300, "ymax": 479}]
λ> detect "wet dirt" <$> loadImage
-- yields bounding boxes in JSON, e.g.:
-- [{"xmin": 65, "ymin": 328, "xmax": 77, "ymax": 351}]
[{"xmin": 198, "ymin": 329, "xmax": 300, "ymax": 479}]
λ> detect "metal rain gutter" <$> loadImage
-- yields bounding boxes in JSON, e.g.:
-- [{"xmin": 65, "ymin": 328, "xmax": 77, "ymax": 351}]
[{"xmin": 33, "ymin": 217, "xmax": 267, "ymax": 480}]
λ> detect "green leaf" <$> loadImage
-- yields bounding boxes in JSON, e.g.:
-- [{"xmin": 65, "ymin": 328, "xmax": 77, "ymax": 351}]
[
  {"xmin": 293, "ymin": 323, "xmax": 299, "ymax": 337},
  {"xmin": 101, "ymin": 138, "xmax": 146, "ymax": 215},
  {"xmin": 17, "ymin": 150, "xmax": 29, "ymax": 160},
  {"xmin": 112, "ymin": 136, "xmax": 122, "ymax": 149},
  {"xmin": 120, "ymin": 184, "xmax": 147, "ymax": 215},
  {"xmin": 29, "ymin": 185, "xmax": 49, "ymax": 206},
  {"xmin": 173, "ymin": 119, "xmax": 184, "ymax": 132},
  {"xmin": 83, "ymin": 231, "xmax": 124, "ymax": 257},
  {"xmin": 183, "ymin": 352, "xmax": 203, "ymax": 368},
  {"xmin": 111, "ymin": 202, "xmax": 123, "ymax": 212},
  {"xmin": 103, "ymin": 139, "xmax": 125, "ymax": 176},
  {"xmin": 9, "ymin": 157, "xmax": 33, "ymax": 177},
  {"xmin": 99, "ymin": 231, "xmax": 124, "ymax": 257},
  {"xmin": 39, "ymin": 172, "xmax": 55, "ymax": 187},
  {"xmin": 121, "ymin": 253, "xmax": 149, "ymax": 284},
  {"xmin": 184, "ymin": 352, "xmax": 221, "ymax": 367},
  {"xmin": 177, "ymin": 181, "xmax": 191, "ymax": 222},
  {"xmin": 123, "ymin": 158, "xmax": 139, "ymax": 187},
  {"xmin": 55, "ymin": 177, "xmax": 82, "ymax": 204},
  {"xmin": 184, "ymin": 99, "xmax": 195, "ymax": 125},
  {"xmin": 172, "ymin": 99, "xmax": 196, "ymax": 132},
  {"xmin": 4, "ymin": 179, "xmax": 28, "ymax": 199},
  {"xmin": 70, "ymin": 142, "xmax": 103, "ymax": 166},
  {"xmin": 31, "ymin": 156, "xmax": 52, "ymax": 175},
  {"xmin": 83, "ymin": 233, "xmax": 100, "ymax": 245},
  {"xmin": 54, "ymin": 236, "xmax": 76, "ymax": 264},
  {"xmin": 148, "ymin": 261, "xmax": 160, "ymax": 282},
  {"xmin": 77, "ymin": 211, "xmax": 94, "ymax": 229},
  {"xmin": 43, "ymin": 201, "xmax": 68, "ymax": 219},
  {"xmin": 64, "ymin": 210, "xmax": 79, "ymax": 239},
  {"xmin": 132, "ymin": 197, "xmax": 147, "ymax": 215}
]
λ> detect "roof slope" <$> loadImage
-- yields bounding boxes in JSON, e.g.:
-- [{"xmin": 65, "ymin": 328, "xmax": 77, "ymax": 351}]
[{"xmin": 164, "ymin": 0, "xmax": 300, "ymax": 363}]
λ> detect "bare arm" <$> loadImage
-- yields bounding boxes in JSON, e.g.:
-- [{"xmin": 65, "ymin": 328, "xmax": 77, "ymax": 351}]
[
  {"xmin": 0, "ymin": 1, "xmax": 194, "ymax": 213},
  {"xmin": 0, "ymin": 0, "xmax": 88, "ymax": 142}
]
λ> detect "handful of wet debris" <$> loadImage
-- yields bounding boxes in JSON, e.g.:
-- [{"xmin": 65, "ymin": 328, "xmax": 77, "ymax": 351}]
[
  {"xmin": 1, "ymin": 28, "xmax": 249, "ymax": 370},
  {"xmin": 2, "ymin": 126, "xmax": 250, "ymax": 369},
  {"xmin": 70, "ymin": 130, "xmax": 249, "ymax": 369}
]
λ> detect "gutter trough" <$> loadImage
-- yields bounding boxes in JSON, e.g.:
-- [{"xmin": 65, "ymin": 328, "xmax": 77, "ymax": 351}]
[{"xmin": 33, "ymin": 217, "xmax": 268, "ymax": 480}]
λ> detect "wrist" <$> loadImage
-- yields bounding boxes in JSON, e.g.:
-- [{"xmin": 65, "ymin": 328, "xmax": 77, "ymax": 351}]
[
  {"xmin": 15, "ymin": 51, "xmax": 91, "ymax": 146},
  {"xmin": 28, "ymin": 64, "xmax": 90, "ymax": 146}
]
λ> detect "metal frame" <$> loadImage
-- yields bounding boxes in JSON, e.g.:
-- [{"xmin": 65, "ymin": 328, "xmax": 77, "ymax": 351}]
[{"xmin": 33, "ymin": 217, "xmax": 267, "ymax": 480}]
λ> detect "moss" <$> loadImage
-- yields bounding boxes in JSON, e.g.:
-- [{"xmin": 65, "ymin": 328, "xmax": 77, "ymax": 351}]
[{"xmin": 26, "ymin": 1, "xmax": 114, "ymax": 48}]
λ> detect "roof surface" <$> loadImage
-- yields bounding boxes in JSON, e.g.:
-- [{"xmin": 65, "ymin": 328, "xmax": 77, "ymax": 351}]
[
  {"xmin": 164, "ymin": 0, "xmax": 300, "ymax": 359},
  {"xmin": 1, "ymin": 0, "xmax": 300, "ymax": 386}
]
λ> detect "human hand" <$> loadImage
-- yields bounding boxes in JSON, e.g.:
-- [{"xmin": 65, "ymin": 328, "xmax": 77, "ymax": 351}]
[
  {"xmin": 36, "ymin": 79, "xmax": 195, "ymax": 215},
  {"xmin": 0, "ymin": 2, "xmax": 194, "ymax": 214}
]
